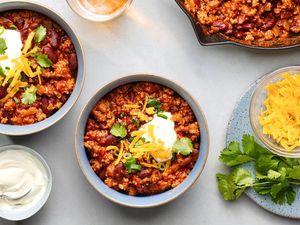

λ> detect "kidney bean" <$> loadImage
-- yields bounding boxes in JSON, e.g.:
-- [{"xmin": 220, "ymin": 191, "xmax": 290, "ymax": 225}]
[
  {"xmin": 212, "ymin": 20, "xmax": 228, "ymax": 31},
  {"xmin": 15, "ymin": 18, "xmax": 25, "ymax": 30},
  {"xmin": 68, "ymin": 53, "xmax": 78, "ymax": 71},
  {"xmin": 225, "ymin": 23, "xmax": 233, "ymax": 35},
  {"xmin": 181, "ymin": 156, "xmax": 193, "ymax": 167},
  {"xmin": 49, "ymin": 30, "xmax": 59, "ymax": 49},
  {"xmin": 41, "ymin": 96, "xmax": 49, "ymax": 114},
  {"xmin": 105, "ymin": 134, "xmax": 117, "ymax": 146},
  {"xmin": 1, "ymin": 109, "xmax": 8, "ymax": 118},
  {"xmin": 235, "ymin": 31, "xmax": 245, "ymax": 39},
  {"xmin": 241, "ymin": 22, "xmax": 254, "ymax": 31},
  {"xmin": 20, "ymin": 28, "xmax": 29, "ymax": 41},
  {"xmin": 137, "ymin": 168, "xmax": 152, "ymax": 179},
  {"xmin": 60, "ymin": 94, "xmax": 68, "ymax": 103},
  {"xmin": 0, "ymin": 86, "xmax": 7, "ymax": 99},
  {"xmin": 169, "ymin": 105, "xmax": 179, "ymax": 114},
  {"xmin": 42, "ymin": 46, "xmax": 58, "ymax": 63},
  {"xmin": 261, "ymin": 19, "xmax": 276, "ymax": 31},
  {"xmin": 29, "ymin": 21, "xmax": 39, "ymax": 29}
]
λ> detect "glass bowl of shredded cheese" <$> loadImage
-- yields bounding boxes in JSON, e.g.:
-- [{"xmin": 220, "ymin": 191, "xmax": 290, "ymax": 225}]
[{"xmin": 250, "ymin": 66, "xmax": 300, "ymax": 157}]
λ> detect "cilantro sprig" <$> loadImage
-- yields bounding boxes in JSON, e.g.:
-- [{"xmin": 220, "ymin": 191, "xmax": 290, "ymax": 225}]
[
  {"xmin": 217, "ymin": 135, "xmax": 300, "ymax": 205},
  {"xmin": 172, "ymin": 137, "xmax": 193, "ymax": 156},
  {"xmin": 21, "ymin": 85, "xmax": 37, "ymax": 105},
  {"xmin": 110, "ymin": 123, "xmax": 127, "ymax": 138},
  {"xmin": 34, "ymin": 25, "xmax": 47, "ymax": 43}
]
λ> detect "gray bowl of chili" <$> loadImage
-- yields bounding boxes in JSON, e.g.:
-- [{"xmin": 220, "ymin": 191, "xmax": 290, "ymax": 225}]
[
  {"xmin": 0, "ymin": 0, "xmax": 85, "ymax": 135},
  {"xmin": 75, "ymin": 74, "xmax": 209, "ymax": 208}
]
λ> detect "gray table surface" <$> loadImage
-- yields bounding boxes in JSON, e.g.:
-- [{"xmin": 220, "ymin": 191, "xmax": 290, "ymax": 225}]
[{"xmin": 1, "ymin": 0, "xmax": 300, "ymax": 224}]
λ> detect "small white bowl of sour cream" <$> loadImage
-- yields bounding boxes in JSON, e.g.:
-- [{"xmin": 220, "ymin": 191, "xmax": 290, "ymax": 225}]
[{"xmin": 0, "ymin": 145, "xmax": 52, "ymax": 221}]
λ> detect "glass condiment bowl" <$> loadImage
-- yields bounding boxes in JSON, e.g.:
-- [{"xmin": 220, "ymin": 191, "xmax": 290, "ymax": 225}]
[
  {"xmin": 250, "ymin": 66, "xmax": 300, "ymax": 158},
  {"xmin": 66, "ymin": 0, "xmax": 133, "ymax": 22}
]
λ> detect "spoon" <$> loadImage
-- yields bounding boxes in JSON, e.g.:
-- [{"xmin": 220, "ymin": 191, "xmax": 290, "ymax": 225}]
[{"xmin": 0, "ymin": 187, "xmax": 32, "ymax": 201}]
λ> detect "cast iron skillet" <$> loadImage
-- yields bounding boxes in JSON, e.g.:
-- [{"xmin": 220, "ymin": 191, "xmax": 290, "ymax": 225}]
[{"xmin": 175, "ymin": 0, "xmax": 300, "ymax": 49}]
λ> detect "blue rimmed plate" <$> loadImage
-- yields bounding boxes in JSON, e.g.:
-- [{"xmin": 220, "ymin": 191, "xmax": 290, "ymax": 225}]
[{"xmin": 226, "ymin": 70, "xmax": 300, "ymax": 218}]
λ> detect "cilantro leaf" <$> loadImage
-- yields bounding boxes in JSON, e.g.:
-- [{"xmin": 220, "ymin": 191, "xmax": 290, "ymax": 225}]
[
  {"xmin": 216, "ymin": 168, "xmax": 253, "ymax": 201},
  {"xmin": 172, "ymin": 137, "xmax": 193, "ymax": 156},
  {"xmin": 231, "ymin": 167, "xmax": 254, "ymax": 187},
  {"xmin": 0, "ymin": 38, "xmax": 7, "ymax": 55},
  {"xmin": 21, "ymin": 86, "xmax": 37, "ymax": 105},
  {"xmin": 216, "ymin": 173, "xmax": 239, "ymax": 201},
  {"xmin": 267, "ymin": 170, "xmax": 282, "ymax": 180},
  {"xmin": 36, "ymin": 54, "xmax": 53, "ymax": 68},
  {"xmin": 124, "ymin": 157, "xmax": 141, "ymax": 173},
  {"xmin": 255, "ymin": 155, "xmax": 280, "ymax": 173},
  {"xmin": 110, "ymin": 123, "xmax": 127, "ymax": 138},
  {"xmin": 219, "ymin": 141, "xmax": 253, "ymax": 166},
  {"xmin": 242, "ymin": 134, "xmax": 256, "ymax": 157},
  {"xmin": 287, "ymin": 166, "xmax": 300, "ymax": 180},
  {"xmin": 286, "ymin": 188, "xmax": 296, "ymax": 205},
  {"xmin": 132, "ymin": 116, "xmax": 140, "ymax": 126},
  {"xmin": 34, "ymin": 25, "xmax": 47, "ymax": 43}
]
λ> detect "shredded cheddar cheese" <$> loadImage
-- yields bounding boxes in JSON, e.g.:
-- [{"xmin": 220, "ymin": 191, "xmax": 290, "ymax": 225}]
[
  {"xmin": 22, "ymin": 31, "xmax": 35, "ymax": 54},
  {"xmin": 142, "ymin": 96, "xmax": 148, "ymax": 112},
  {"xmin": 115, "ymin": 141, "xmax": 124, "ymax": 165},
  {"xmin": 259, "ymin": 73, "xmax": 300, "ymax": 150}
]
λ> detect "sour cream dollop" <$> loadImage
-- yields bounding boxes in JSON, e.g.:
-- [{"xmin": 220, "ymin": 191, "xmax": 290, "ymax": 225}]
[
  {"xmin": 0, "ymin": 149, "xmax": 48, "ymax": 208},
  {"xmin": 139, "ymin": 112, "xmax": 177, "ymax": 162},
  {"xmin": 0, "ymin": 29, "xmax": 23, "ymax": 69}
]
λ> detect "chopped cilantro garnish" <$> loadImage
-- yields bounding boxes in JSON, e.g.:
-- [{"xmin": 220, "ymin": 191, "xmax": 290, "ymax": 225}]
[
  {"xmin": 157, "ymin": 112, "xmax": 168, "ymax": 119},
  {"xmin": 9, "ymin": 24, "xmax": 17, "ymax": 30},
  {"xmin": 124, "ymin": 157, "xmax": 141, "ymax": 173},
  {"xmin": 132, "ymin": 116, "xmax": 140, "ymax": 126},
  {"xmin": 147, "ymin": 98, "xmax": 162, "ymax": 109},
  {"xmin": 172, "ymin": 137, "xmax": 193, "ymax": 156},
  {"xmin": 34, "ymin": 25, "xmax": 47, "ymax": 43},
  {"xmin": 36, "ymin": 54, "xmax": 53, "ymax": 68},
  {"xmin": 110, "ymin": 123, "xmax": 127, "ymax": 138},
  {"xmin": 0, "ymin": 38, "xmax": 7, "ymax": 55},
  {"xmin": 21, "ymin": 86, "xmax": 37, "ymax": 105}
]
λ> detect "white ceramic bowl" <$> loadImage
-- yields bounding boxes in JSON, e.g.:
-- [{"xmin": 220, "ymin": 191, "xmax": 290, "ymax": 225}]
[{"xmin": 0, "ymin": 145, "xmax": 52, "ymax": 221}]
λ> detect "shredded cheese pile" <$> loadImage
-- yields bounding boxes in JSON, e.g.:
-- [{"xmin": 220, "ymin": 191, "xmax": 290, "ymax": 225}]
[
  {"xmin": 0, "ymin": 31, "xmax": 42, "ymax": 101},
  {"xmin": 259, "ymin": 73, "xmax": 300, "ymax": 150}
]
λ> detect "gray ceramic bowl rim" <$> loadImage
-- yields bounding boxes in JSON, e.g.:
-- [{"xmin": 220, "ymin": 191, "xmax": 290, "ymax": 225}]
[
  {"xmin": 0, "ymin": 0, "xmax": 85, "ymax": 136},
  {"xmin": 0, "ymin": 144, "xmax": 52, "ymax": 221},
  {"xmin": 249, "ymin": 66, "xmax": 300, "ymax": 158},
  {"xmin": 75, "ymin": 74, "xmax": 210, "ymax": 208}
]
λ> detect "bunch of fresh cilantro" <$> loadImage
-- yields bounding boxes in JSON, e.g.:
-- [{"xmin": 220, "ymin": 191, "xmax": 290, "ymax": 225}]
[{"xmin": 216, "ymin": 134, "xmax": 300, "ymax": 205}]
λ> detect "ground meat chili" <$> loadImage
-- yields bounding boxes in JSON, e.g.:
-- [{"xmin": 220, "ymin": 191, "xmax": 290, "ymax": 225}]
[
  {"xmin": 84, "ymin": 82, "xmax": 201, "ymax": 196},
  {"xmin": 0, "ymin": 10, "xmax": 77, "ymax": 125},
  {"xmin": 184, "ymin": 0, "xmax": 300, "ymax": 47}
]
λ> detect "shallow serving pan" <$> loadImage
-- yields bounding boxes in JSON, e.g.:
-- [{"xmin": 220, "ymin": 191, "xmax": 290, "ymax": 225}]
[{"xmin": 175, "ymin": 0, "xmax": 300, "ymax": 49}]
